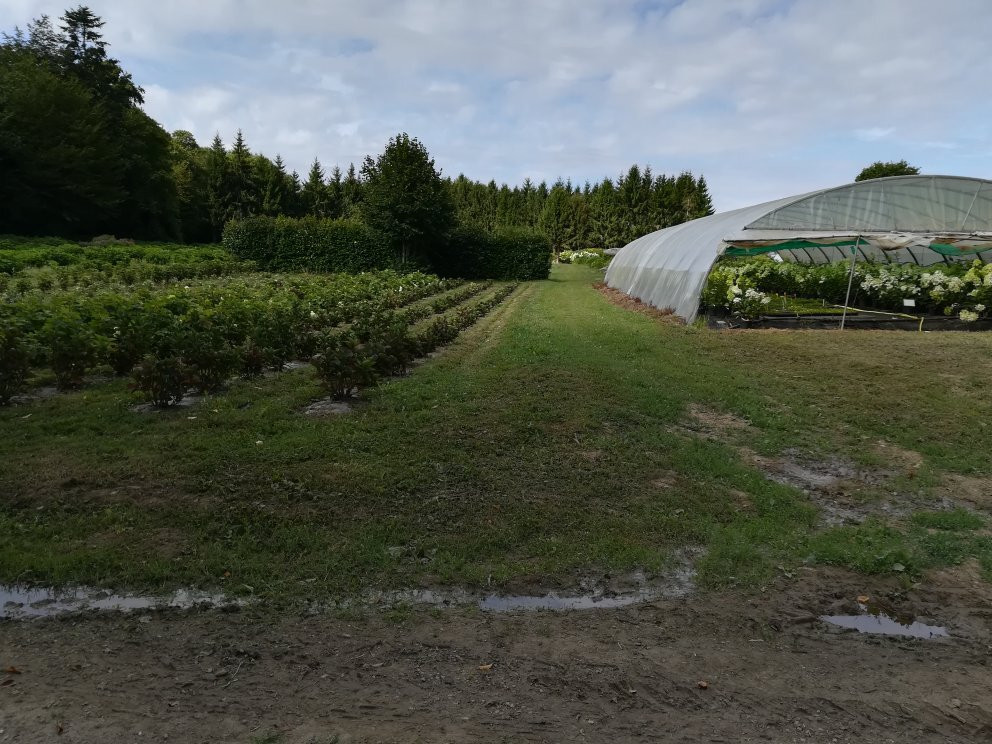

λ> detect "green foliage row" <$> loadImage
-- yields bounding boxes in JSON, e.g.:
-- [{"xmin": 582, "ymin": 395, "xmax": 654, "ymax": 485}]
[
  {"xmin": 0, "ymin": 270, "xmax": 458, "ymax": 403},
  {"xmin": 0, "ymin": 236, "xmax": 236, "ymax": 274},
  {"xmin": 703, "ymin": 258, "xmax": 992, "ymax": 319},
  {"xmin": 312, "ymin": 283, "xmax": 517, "ymax": 399},
  {"xmin": 222, "ymin": 216, "xmax": 395, "ymax": 273},
  {"xmin": 434, "ymin": 225, "xmax": 552, "ymax": 280},
  {"xmin": 1, "ymin": 259, "xmax": 253, "ymax": 297}
]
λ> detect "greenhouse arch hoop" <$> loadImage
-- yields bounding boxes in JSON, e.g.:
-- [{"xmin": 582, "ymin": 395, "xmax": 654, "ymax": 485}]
[{"xmin": 604, "ymin": 175, "xmax": 992, "ymax": 323}]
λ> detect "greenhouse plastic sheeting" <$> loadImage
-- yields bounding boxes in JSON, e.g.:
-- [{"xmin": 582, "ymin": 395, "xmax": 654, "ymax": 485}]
[
  {"xmin": 604, "ymin": 195, "xmax": 802, "ymax": 322},
  {"xmin": 605, "ymin": 176, "xmax": 992, "ymax": 323}
]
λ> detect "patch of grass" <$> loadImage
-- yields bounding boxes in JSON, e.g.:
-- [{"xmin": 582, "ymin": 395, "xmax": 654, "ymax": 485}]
[
  {"xmin": 2, "ymin": 264, "xmax": 991, "ymax": 597},
  {"xmin": 807, "ymin": 518, "xmax": 992, "ymax": 578},
  {"xmin": 910, "ymin": 509, "xmax": 985, "ymax": 531},
  {"xmin": 807, "ymin": 520, "xmax": 918, "ymax": 574}
]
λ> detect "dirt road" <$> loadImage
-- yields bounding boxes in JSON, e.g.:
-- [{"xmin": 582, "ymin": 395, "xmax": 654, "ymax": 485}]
[{"xmin": 2, "ymin": 565, "xmax": 990, "ymax": 743}]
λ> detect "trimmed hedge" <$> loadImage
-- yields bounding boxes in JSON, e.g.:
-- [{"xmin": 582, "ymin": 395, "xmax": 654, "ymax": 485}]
[
  {"xmin": 223, "ymin": 216, "xmax": 395, "ymax": 273},
  {"xmin": 432, "ymin": 225, "xmax": 551, "ymax": 280},
  {"xmin": 224, "ymin": 217, "xmax": 551, "ymax": 280}
]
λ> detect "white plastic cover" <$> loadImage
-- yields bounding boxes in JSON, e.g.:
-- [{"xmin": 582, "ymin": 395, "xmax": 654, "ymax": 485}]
[
  {"xmin": 604, "ymin": 195, "xmax": 802, "ymax": 321},
  {"xmin": 604, "ymin": 176, "xmax": 992, "ymax": 323}
]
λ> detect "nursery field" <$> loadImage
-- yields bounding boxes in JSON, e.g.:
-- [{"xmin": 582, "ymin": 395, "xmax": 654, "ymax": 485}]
[
  {"xmin": 0, "ymin": 237, "xmax": 518, "ymax": 406},
  {"xmin": 3, "ymin": 259, "xmax": 992, "ymax": 593},
  {"xmin": 3, "ymin": 261, "xmax": 992, "ymax": 741}
]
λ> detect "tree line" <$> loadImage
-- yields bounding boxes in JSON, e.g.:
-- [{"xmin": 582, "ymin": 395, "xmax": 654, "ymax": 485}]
[{"xmin": 1, "ymin": 6, "xmax": 714, "ymax": 250}]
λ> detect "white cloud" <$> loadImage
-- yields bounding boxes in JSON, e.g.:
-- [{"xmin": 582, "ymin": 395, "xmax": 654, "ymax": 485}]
[
  {"xmin": 2, "ymin": 0, "xmax": 990, "ymax": 209},
  {"xmin": 856, "ymin": 128, "xmax": 896, "ymax": 142}
]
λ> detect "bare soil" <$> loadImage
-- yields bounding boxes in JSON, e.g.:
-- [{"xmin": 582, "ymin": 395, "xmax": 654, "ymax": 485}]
[
  {"xmin": 593, "ymin": 283, "xmax": 683, "ymax": 324},
  {"xmin": 2, "ymin": 567, "xmax": 991, "ymax": 744},
  {"xmin": 681, "ymin": 405, "xmax": 988, "ymax": 527}
]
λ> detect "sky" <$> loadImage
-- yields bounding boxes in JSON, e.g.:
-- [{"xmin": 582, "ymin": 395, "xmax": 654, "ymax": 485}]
[{"xmin": 2, "ymin": 0, "xmax": 991, "ymax": 210}]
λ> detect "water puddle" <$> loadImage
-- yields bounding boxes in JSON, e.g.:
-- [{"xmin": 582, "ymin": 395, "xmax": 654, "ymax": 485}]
[
  {"xmin": 820, "ymin": 600, "xmax": 948, "ymax": 639},
  {"xmin": 478, "ymin": 589, "xmax": 663, "ymax": 611},
  {"xmin": 302, "ymin": 397, "xmax": 355, "ymax": 416},
  {"xmin": 5, "ymin": 554, "xmax": 698, "ymax": 619},
  {"xmin": 316, "ymin": 555, "xmax": 698, "ymax": 614},
  {"xmin": 1, "ymin": 585, "xmax": 241, "ymax": 619}
]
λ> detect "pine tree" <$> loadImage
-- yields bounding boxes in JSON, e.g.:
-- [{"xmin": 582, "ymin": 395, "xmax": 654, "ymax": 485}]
[
  {"xmin": 539, "ymin": 181, "xmax": 572, "ymax": 256},
  {"xmin": 327, "ymin": 166, "xmax": 343, "ymax": 219},
  {"xmin": 260, "ymin": 154, "xmax": 288, "ymax": 217},
  {"xmin": 301, "ymin": 158, "xmax": 327, "ymax": 217},
  {"xmin": 228, "ymin": 129, "xmax": 254, "ymax": 219},
  {"xmin": 286, "ymin": 171, "xmax": 303, "ymax": 217},
  {"xmin": 59, "ymin": 6, "xmax": 142, "ymax": 110},
  {"xmin": 694, "ymin": 175, "xmax": 714, "ymax": 218},
  {"xmin": 205, "ymin": 134, "xmax": 230, "ymax": 240},
  {"xmin": 342, "ymin": 163, "xmax": 362, "ymax": 217}
]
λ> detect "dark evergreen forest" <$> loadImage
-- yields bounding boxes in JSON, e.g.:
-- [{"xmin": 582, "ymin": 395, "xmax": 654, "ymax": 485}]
[{"xmin": 0, "ymin": 7, "xmax": 714, "ymax": 247}]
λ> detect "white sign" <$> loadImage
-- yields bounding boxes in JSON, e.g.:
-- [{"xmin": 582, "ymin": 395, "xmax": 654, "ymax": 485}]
[{"xmin": 903, "ymin": 299, "xmax": 917, "ymax": 308}]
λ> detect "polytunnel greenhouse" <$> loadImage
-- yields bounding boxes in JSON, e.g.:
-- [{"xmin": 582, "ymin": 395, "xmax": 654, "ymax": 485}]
[{"xmin": 604, "ymin": 175, "xmax": 992, "ymax": 322}]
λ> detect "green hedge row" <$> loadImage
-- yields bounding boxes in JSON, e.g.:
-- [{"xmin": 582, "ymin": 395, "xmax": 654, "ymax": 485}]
[
  {"xmin": 223, "ymin": 217, "xmax": 396, "ymax": 273},
  {"xmin": 224, "ymin": 217, "xmax": 552, "ymax": 281},
  {"xmin": 431, "ymin": 225, "xmax": 551, "ymax": 280}
]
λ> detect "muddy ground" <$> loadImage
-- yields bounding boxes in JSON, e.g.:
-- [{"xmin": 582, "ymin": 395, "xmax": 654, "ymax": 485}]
[{"xmin": 2, "ymin": 565, "xmax": 991, "ymax": 744}]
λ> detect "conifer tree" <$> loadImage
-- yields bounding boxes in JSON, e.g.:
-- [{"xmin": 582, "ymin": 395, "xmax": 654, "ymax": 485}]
[
  {"xmin": 327, "ymin": 166, "xmax": 344, "ymax": 219},
  {"xmin": 286, "ymin": 171, "xmax": 303, "ymax": 217},
  {"xmin": 301, "ymin": 158, "xmax": 327, "ymax": 217},
  {"xmin": 539, "ymin": 181, "xmax": 573, "ymax": 256},
  {"xmin": 228, "ymin": 129, "xmax": 254, "ymax": 219},
  {"xmin": 204, "ymin": 133, "xmax": 230, "ymax": 240},
  {"xmin": 260, "ymin": 154, "xmax": 288, "ymax": 216},
  {"xmin": 342, "ymin": 163, "xmax": 362, "ymax": 217}
]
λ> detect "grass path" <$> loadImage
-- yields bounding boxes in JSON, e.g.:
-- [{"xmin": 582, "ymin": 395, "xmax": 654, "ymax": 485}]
[{"xmin": 1, "ymin": 265, "xmax": 990, "ymax": 597}]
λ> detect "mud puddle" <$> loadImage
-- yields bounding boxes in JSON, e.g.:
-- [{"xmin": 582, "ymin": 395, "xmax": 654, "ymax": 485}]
[
  {"xmin": 302, "ymin": 397, "xmax": 356, "ymax": 416},
  {"xmin": 319, "ymin": 582, "xmax": 689, "ymax": 614},
  {"xmin": 5, "ymin": 554, "xmax": 698, "ymax": 619},
  {"xmin": 131, "ymin": 392, "xmax": 204, "ymax": 413},
  {"xmin": 478, "ymin": 588, "xmax": 666, "ymax": 611},
  {"xmin": 820, "ymin": 598, "xmax": 948, "ymax": 639},
  {"xmin": 317, "ymin": 554, "xmax": 698, "ymax": 614},
  {"xmin": 1, "ymin": 585, "xmax": 241, "ymax": 619}
]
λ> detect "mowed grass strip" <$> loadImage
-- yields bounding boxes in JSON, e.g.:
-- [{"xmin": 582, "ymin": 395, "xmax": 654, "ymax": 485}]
[{"xmin": 1, "ymin": 265, "xmax": 990, "ymax": 597}]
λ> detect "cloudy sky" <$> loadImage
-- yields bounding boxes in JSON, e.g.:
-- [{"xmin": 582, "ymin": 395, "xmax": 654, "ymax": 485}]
[{"xmin": 3, "ymin": 0, "xmax": 990, "ymax": 209}]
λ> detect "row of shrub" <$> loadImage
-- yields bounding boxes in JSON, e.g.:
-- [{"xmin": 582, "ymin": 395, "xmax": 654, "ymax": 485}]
[
  {"xmin": 312, "ymin": 283, "xmax": 518, "ymax": 399},
  {"xmin": 223, "ymin": 217, "xmax": 553, "ymax": 281},
  {"xmin": 0, "ymin": 235, "xmax": 234, "ymax": 274},
  {"xmin": 124, "ymin": 281, "xmax": 513, "ymax": 407},
  {"xmin": 0, "ymin": 258, "xmax": 255, "ymax": 296},
  {"xmin": 0, "ymin": 270, "xmax": 458, "ymax": 404},
  {"xmin": 703, "ymin": 258, "xmax": 992, "ymax": 320}
]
